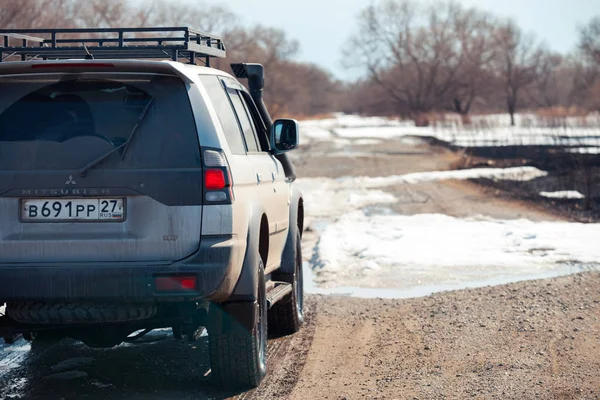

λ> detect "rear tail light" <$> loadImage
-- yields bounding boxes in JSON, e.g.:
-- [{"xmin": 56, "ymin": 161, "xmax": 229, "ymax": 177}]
[
  {"xmin": 205, "ymin": 169, "xmax": 226, "ymax": 190},
  {"xmin": 202, "ymin": 148, "xmax": 233, "ymax": 204},
  {"xmin": 155, "ymin": 276, "xmax": 197, "ymax": 292}
]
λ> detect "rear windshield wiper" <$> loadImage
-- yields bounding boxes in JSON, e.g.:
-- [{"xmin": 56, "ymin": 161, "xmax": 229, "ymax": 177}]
[{"xmin": 78, "ymin": 97, "xmax": 155, "ymax": 177}]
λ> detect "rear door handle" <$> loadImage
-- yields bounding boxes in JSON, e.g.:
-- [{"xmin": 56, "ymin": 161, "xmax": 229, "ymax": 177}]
[
  {"xmin": 256, "ymin": 173, "xmax": 262, "ymax": 184},
  {"xmin": 271, "ymin": 172, "xmax": 276, "ymax": 182}
]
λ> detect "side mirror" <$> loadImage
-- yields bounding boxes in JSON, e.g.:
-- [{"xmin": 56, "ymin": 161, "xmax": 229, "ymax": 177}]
[{"xmin": 270, "ymin": 119, "xmax": 299, "ymax": 154}]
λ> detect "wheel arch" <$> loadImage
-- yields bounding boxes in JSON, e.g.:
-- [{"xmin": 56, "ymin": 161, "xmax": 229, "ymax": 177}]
[
  {"xmin": 228, "ymin": 207, "xmax": 269, "ymax": 301},
  {"xmin": 275, "ymin": 186, "xmax": 303, "ymax": 277}
]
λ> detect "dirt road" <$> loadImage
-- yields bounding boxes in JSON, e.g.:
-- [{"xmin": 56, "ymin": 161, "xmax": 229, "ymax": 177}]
[
  {"xmin": 287, "ymin": 272, "xmax": 600, "ymax": 399},
  {"xmin": 0, "ymin": 133, "xmax": 598, "ymax": 399}
]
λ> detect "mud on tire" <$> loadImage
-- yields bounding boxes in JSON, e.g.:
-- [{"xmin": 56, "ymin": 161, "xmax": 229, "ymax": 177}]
[
  {"xmin": 269, "ymin": 231, "xmax": 304, "ymax": 335},
  {"xmin": 208, "ymin": 260, "xmax": 268, "ymax": 389},
  {"xmin": 6, "ymin": 302, "xmax": 157, "ymax": 324}
]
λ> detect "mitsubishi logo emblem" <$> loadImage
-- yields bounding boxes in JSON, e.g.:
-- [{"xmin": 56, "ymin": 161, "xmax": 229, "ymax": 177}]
[{"xmin": 65, "ymin": 175, "xmax": 77, "ymax": 185}]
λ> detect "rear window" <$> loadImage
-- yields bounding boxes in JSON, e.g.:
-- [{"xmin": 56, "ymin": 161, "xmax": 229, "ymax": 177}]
[{"xmin": 0, "ymin": 73, "xmax": 200, "ymax": 171}]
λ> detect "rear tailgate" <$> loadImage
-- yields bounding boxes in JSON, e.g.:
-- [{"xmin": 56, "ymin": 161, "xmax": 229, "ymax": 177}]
[{"xmin": 0, "ymin": 69, "xmax": 203, "ymax": 263}]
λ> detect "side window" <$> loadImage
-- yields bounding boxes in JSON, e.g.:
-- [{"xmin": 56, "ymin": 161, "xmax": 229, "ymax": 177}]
[
  {"xmin": 229, "ymin": 91, "xmax": 260, "ymax": 153},
  {"xmin": 240, "ymin": 92, "xmax": 270, "ymax": 151},
  {"xmin": 198, "ymin": 75, "xmax": 246, "ymax": 155}
]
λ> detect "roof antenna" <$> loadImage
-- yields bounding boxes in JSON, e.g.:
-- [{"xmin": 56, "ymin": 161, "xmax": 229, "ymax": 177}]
[{"xmin": 83, "ymin": 43, "xmax": 94, "ymax": 60}]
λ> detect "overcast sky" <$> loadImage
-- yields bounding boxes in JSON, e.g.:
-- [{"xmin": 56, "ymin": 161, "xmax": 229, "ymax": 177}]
[{"xmin": 182, "ymin": 0, "xmax": 600, "ymax": 80}]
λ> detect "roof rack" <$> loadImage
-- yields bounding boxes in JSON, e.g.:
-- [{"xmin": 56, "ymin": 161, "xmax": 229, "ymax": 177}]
[{"xmin": 0, "ymin": 27, "xmax": 226, "ymax": 66}]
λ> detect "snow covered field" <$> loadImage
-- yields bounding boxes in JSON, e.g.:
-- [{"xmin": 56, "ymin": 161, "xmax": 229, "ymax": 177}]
[
  {"xmin": 298, "ymin": 114, "xmax": 600, "ymax": 298},
  {"xmin": 301, "ymin": 113, "xmax": 600, "ymax": 152}
]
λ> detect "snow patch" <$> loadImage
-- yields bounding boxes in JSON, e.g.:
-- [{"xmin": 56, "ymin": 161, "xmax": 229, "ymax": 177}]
[
  {"xmin": 296, "ymin": 177, "xmax": 397, "ymax": 219},
  {"xmin": 301, "ymin": 113, "xmax": 406, "ymax": 130},
  {"xmin": 354, "ymin": 139, "xmax": 382, "ymax": 145},
  {"xmin": 566, "ymin": 147, "xmax": 600, "ymax": 154},
  {"xmin": 540, "ymin": 191, "xmax": 585, "ymax": 199},
  {"xmin": 311, "ymin": 211, "xmax": 600, "ymax": 292},
  {"xmin": 301, "ymin": 126, "xmax": 332, "ymax": 141},
  {"xmin": 334, "ymin": 126, "xmax": 431, "ymax": 139},
  {"xmin": 337, "ymin": 167, "xmax": 547, "ymax": 188}
]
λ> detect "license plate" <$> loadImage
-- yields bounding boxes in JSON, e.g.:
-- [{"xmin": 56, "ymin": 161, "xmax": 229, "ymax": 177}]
[{"xmin": 21, "ymin": 198, "xmax": 125, "ymax": 222}]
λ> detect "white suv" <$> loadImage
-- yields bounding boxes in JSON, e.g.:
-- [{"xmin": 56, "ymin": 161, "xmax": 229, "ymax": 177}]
[{"xmin": 0, "ymin": 27, "xmax": 304, "ymax": 389}]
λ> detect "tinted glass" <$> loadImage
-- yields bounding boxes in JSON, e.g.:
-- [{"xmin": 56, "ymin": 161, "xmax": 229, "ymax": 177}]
[
  {"xmin": 240, "ymin": 91, "xmax": 270, "ymax": 151},
  {"xmin": 0, "ymin": 74, "xmax": 200, "ymax": 170},
  {"xmin": 229, "ymin": 91, "xmax": 259, "ymax": 152},
  {"xmin": 199, "ymin": 75, "xmax": 246, "ymax": 155}
]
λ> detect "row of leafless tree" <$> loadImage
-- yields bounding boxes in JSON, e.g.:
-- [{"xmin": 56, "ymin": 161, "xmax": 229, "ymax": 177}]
[
  {"xmin": 342, "ymin": 0, "xmax": 600, "ymax": 125},
  {"xmin": 2, "ymin": 0, "xmax": 600, "ymax": 122},
  {"xmin": 0, "ymin": 0, "xmax": 342, "ymax": 118}
]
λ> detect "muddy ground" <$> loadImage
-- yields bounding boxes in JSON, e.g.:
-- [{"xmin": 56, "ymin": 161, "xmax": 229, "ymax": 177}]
[
  {"xmin": 450, "ymin": 147, "xmax": 600, "ymax": 223},
  {"xmin": 0, "ymin": 136, "xmax": 598, "ymax": 399}
]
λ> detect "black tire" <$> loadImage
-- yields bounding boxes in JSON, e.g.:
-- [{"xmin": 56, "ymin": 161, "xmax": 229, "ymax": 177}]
[
  {"xmin": 269, "ymin": 231, "xmax": 304, "ymax": 335},
  {"xmin": 6, "ymin": 302, "xmax": 157, "ymax": 325},
  {"xmin": 208, "ymin": 260, "xmax": 267, "ymax": 389}
]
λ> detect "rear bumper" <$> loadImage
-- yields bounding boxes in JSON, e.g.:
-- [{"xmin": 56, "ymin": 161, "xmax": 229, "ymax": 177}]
[{"xmin": 0, "ymin": 235, "xmax": 244, "ymax": 302}]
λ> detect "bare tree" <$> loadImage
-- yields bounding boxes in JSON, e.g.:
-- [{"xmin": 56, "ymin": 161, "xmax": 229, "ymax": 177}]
[
  {"xmin": 531, "ymin": 52, "xmax": 566, "ymax": 108},
  {"xmin": 345, "ymin": 0, "xmax": 503, "ymax": 123},
  {"xmin": 0, "ymin": 0, "xmax": 75, "ymax": 28},
  {"xmin": 74, "ymin": 0, "xmax": 132, "ymax": 28},
  {"xmin": 579, "ymin": 16, "xmax": 600, "ymax": 65},
  {"xmin": 492, "ymin": 20, "xmax": 543, "ymax": 126},
  {"xmin": 134, "ymin": 0, "xmax": 237, "ymax": 33},
  {"xmin": 223, "ymin": 25, "xmax": 299, "ymax": 66},
  {"xmin": 449, "ymin": 8, "xmax": 498, "ymax": 116}
]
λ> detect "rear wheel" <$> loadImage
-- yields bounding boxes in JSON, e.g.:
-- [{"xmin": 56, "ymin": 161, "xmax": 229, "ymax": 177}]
[
  {"xmin": 269, "ymin": 231, "xmax": 304, "ymax": 335},
  {"xmin": 208, "ymin": 260, "xmax": 267, "ymax": 389}
]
